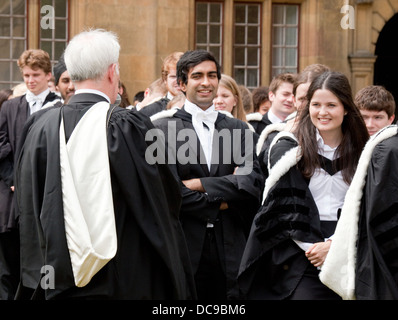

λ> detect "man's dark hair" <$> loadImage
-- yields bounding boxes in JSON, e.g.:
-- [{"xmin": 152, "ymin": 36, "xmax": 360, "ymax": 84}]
[{"xmin": 176, "ymin": 50, "xmax": 221, "ymax": 86}]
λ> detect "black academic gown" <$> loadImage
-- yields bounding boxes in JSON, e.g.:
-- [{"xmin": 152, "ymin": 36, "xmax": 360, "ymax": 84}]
[
  {"xmin": 14, "ymin": 93, "xmax": 196, "ymax": 300},
  {"xmin": 248, "ymin": 112, "xmax": 272, "ymax": 136},
  {"xmin": 139, "ymin": 97, "xmax": 169, "ymax": 117},
  {"xmin": 238, "ymin": 137, "xmax": 340, "ymax": 300},
  {"xmin": 152, "ymin": 107, "xmax": 265, "ymax": 299},
  {"xmin": 0, "ymin": 92, "xmax": 60, "ymax": 300},
  {"xmin": 355, "ymin": 131, "xmax": 398, "ymax": 300}
]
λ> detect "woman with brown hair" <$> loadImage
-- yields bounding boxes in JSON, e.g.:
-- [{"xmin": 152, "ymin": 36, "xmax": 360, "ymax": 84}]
[
  {"xmin": 238, "ymin": 71, "xmax": 369, "ymax": 300},
  {"xmin": 213, "ymin": 74, "xmax": 247, "ymax": 122}
]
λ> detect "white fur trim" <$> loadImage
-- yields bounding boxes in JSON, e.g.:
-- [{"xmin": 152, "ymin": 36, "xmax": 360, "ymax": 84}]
[
  {"xmin": 261, "ymin": 131, "xmax": 301, "ymax": 203},
  {"xmin": 217, "ymin": 110, "xmax": 233, "ymax": 118},
  {"xmin": 319, "ymin": 125, "xmax": 398, "ymax": 300},
  {"xmin": 246, "ymin": 112, "xmax": 263, "ymax": 122},
  {"xmin": 42, "ymin": 98, "xmax": 61, "ymax": 109},
  {"xmin": 247, "ymin": 122, "xmax": 255, "ymax": 133},
  {"xmin": 256, "ymin": 122, "xmax": 287, "ymax": 155},
  {"xmin": 149, "ymin": 108, "xmax": 178, "ymax": 122}
]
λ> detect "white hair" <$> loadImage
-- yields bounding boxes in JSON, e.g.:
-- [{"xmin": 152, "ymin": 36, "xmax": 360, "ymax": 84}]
[{"xmin": 64, "ymin": 28, "xmax": 120, "ymax": 82}]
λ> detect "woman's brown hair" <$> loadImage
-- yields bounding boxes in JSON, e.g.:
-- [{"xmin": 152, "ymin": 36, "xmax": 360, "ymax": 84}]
[{"xmin": 295, "ymin": 71, "xmax": 369, "ymax": 184}]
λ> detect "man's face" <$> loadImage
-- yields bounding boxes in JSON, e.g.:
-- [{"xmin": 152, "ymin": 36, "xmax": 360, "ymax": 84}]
[
  {"xmin": 56, "ymin": 70, "xmax": 75, "ymax": 103},
  {"xmin": 269, "ymin": 82, "xmax": 295, "ymax": 120},
  {"xmin": 165, "ymin": 68, "xmax": 181, "ymax": 97},
  {"xmin": 22, "ymin": 66, "xmax": 52, "ymax": 95},
  {"xmin": 294, "ymin": 82, "xmax": 310, "ymax": 111},
  {"xmin": 360, "ymin": 109, "xmax": 395, "ymax": 136},
  {"xmin": 179, "ymin": 60, "xmax": 219, "ymax": 110}
]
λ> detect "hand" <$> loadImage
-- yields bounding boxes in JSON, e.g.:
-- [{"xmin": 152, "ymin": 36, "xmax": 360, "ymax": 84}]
[
  {"xmin": 305, "ymin": 240, "xmax": 331, "ymax": 267},
  {"xmin": 182, "ymin": 178, "xmax": 205, "ymax": 192},
  {"xmin": 10, "ymin": 186, "xmax": 14, "ymax": 192},
  {"xmin": 219, "ymin": 201, "xmax": 228, "ymax": 210}
]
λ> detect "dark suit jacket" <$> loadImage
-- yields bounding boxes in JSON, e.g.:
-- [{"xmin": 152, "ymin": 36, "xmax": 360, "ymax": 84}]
[
  {"xmin": 152, "ymin": 107, "xmax": 265, "ymax": 299},
  {"xmin": 0, "ymin": 92, "xmax": 60, "ymax": 232}
]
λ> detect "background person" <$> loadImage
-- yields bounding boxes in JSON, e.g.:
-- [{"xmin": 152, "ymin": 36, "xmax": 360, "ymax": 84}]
[
  {"xmin": 0, "ymin": 49, "xmax": 60, "ymax": 300},
  {"xmin": 355, "ymin": 85, "xmax": 396, "ymax": 136}
]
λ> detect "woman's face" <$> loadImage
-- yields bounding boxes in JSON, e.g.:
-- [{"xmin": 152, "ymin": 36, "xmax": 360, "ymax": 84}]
[
  {"xmin": 213, "ymin": 85, "xmax": 237, "ymax": 114},
  {"xmin": 309, "ymin": 88, "xmax": 346, "ymax": 140}
]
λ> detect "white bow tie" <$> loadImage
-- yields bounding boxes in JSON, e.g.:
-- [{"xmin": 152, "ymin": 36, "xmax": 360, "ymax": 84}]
[
  {"xmin": 195, "ymin": 110, "xmax": 218, "ymax": 126},
  {"xmin": 26, "ymin": 92, "xmax": 43, "ymax": 104}
]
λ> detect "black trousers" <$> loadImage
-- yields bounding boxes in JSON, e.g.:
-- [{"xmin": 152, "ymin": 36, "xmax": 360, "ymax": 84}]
[
  {"xmin": 194, "ymin": 228, "xmax": 227, "ymax": 300},
  {"xmin": 0, "ymin": 229, "xmax": 20, "ymax": 300}
]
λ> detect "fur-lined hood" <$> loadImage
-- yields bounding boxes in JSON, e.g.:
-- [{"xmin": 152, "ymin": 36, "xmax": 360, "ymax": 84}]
[{"xmin": 261, "ymin": 130, "xmax": 301, "ymax": 203}]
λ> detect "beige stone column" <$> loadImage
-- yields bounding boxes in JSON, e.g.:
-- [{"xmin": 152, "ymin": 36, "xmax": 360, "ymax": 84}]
[
  {"xmin": 27, "ymin": 0, "xmax": 40, "ymax": 48},
  {"xmin": 349, "ymin": 53, "xmax": 376, "ymax": 95},
  {"xmin": 349, "ymin": 0, "xmax": 376, "ymax": 94}
]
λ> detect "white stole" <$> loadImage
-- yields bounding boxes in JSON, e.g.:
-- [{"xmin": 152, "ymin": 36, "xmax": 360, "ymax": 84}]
[{"xmin": 59, "ymin": 101, "xmax": 117, "ymax": 287}]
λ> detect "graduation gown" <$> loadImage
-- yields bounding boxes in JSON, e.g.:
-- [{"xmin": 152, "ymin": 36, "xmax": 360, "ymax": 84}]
[
  {"xmin": 139, "ymin": 97, "xmax": 169, "ymax": 118},
  {"xmin": 152, "ymin": 107, "xmax": 265, "ymax": 299},
  {"xmin": 238, "ymin": 133, "xmax": 340, "ymax": 299},
  {"xmin": 246, "ymin": 112, "xmax": 272, "ymax": 137},
  {"xmin": 14, "ymin": 93, "xmax": 195, "ymax": 300},
  {"xmin": 355, "ymin": 128, "xmax": 398, "ymax": 299}
]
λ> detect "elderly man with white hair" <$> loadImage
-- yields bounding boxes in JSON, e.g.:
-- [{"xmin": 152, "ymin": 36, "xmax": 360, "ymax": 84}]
[{"xmin": 14, "ymin": 28, "xmax": 195, "ymax": 300}]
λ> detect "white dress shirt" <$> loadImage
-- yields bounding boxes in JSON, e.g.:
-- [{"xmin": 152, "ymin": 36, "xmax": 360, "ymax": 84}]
[
  {"xmin": 26, "ymin": 88, "xmax": 50, "ymax": 114},
  {"xmin": 294, "ymin": 130, "xmax": 349, "ymax": 252},
  {"xmin": 267, "ymin": 108, "xmax": 283, "ymax": 124},
  {"xmin": 184, "ymin": 99, "xmax": 218, "ymax": 170}
]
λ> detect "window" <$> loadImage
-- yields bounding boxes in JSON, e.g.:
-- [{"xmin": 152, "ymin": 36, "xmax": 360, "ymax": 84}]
[
  {"xmin": 0, "ymin": 0, "xmax": 27, "ymax": 90},
  {"xmin": 40, "ymin": 0, "xmax": 69, "ymax": 64},
  {"xmin": 233, "ymin": 3, "xmax": 261, "ymax": 90},
  {"xmin": 195, "ymin": 1, "xmax": 223, "ymax": 65},
  {"xmin": 271, "ymin": 4, "xmax": 299, "ymax": 77}
]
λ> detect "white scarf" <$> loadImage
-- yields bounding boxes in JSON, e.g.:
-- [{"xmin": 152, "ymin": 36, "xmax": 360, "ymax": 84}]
[{"xmin": 59, "ymin": 101, "xmax": 117, "ymax": 287}]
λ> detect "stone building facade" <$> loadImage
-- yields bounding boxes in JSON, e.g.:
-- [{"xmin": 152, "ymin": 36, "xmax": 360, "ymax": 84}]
[{"xmin": 1, "ymin": 0, "xmax": 397, "ymax": 112}]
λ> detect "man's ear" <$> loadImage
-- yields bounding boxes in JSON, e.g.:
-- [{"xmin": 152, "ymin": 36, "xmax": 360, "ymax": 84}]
[
  {"xmin": 179, "ymin": 80, "xmax": 187, "ymax": 93},
  {"xmin": 268, "ymin": 91, "xmax": 275, "ymax": 102},
  {"xmin": 108, "ymin": 63, "xmax": 118, "ymax": 83}
]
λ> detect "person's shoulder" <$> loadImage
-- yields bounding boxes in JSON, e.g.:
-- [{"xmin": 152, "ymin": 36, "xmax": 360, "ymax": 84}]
[
  {"xmin": 139, "ymin": 98, "xmax": 169, "ymax": 116},
  {"xmin": 370, "ymin": 125, "xmax": 398, "ymax": 156},
  {"xmin": 1, "ymin": 95, "xmax": 25, "ymax": 109},
  {"xmin": 268, "ymin": 131, "xmax": 299, "ymax": 164},
  {"xmin": 246, "ymin": 112, "xmax": 263, "ymax": 123}
]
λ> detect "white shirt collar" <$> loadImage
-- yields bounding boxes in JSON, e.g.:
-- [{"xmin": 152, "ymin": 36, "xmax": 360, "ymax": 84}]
[
  {"xmin": 75, "ymin": 89, "xmax": 110, "ymax": 103},
  {"xmin": 267, "ymin": 108, "xmax": 283, "ymax": 124},
  {"xmin": 166, "ymin": 91, "xmax": 174, "ymax": 100},
  {"xmin": 26, "ymin": 88, "xmax": 50, "ymax": 103},
  {"xmin": 184, "ymin": 99, "xmax": 216, "ymax": 117},
  {"xmin": 316, "ymin": 129, "xmax": 337, "ymax": 160}
]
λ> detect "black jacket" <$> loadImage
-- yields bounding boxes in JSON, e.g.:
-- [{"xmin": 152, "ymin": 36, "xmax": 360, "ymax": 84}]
[{"xmin": 152, "ymin": 107, "xmax": 265, "ymax": 299}]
